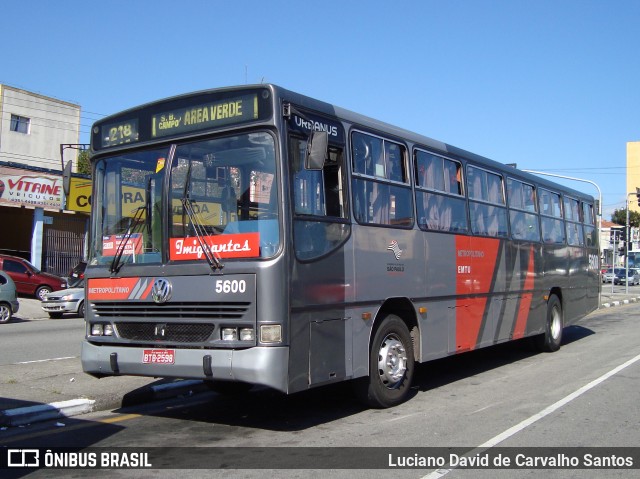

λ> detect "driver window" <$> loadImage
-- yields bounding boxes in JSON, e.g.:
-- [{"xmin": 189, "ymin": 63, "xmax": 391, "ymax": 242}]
[
  {"xmin": 290, "ymin": 137, "xmax": 346, "ymax": 219},
  {"xmin": 290, "ymin": 135, "xmax": 350, "ymax": 261}
]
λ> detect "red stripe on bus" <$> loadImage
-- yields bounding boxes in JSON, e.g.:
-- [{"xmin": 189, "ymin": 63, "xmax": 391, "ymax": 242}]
[
  {"xmin": 456, "ymin": 296, "xmax": 488, "ymax": 352},
  {"xmin": 87, "ymin": 277, "xmax": 141, "ymax": 300},
  {"xmin": 512, "ymin": 247, "xmax": 535, "ymax": 339},
  {"xmin": 455, "ymin": 237, "xmax": 501, "ymax": 351}
]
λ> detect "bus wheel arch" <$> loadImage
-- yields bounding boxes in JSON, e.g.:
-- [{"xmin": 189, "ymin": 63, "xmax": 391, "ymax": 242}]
[
  {"xmin": 355, "ymin": 298, "xmax": 419, "ymax": 408},
  {"xmin": 376, "ymin": 298, "xmax": 420, "ymax": 361}
]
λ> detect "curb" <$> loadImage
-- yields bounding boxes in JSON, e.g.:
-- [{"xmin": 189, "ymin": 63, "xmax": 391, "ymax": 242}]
[
  {"xmin": 0, "ymin": 380, "xmax": 207, "ymax": 427},
  {"xmin": 0, "ymin": 399, "xmax": 96, "ymax": 427},
  {"xmin": 600, "ymin": 297, "xmax": 639, "ymax": 309}
]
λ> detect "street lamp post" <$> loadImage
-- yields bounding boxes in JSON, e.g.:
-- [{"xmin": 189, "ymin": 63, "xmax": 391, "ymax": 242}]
[{"xmin": 624, "ymin": 192, "xmax": 638, "ymax": 295}]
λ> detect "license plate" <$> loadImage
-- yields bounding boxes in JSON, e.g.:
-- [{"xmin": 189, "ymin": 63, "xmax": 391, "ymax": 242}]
[{"xmin": 142, "ymin": 349, "xmax": 175, "ymax": 364}]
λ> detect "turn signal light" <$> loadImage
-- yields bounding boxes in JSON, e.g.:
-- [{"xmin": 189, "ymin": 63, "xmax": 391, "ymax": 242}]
[{"xmin": 260, "ymin": 324, "xmax": 282, "ymax": 343}]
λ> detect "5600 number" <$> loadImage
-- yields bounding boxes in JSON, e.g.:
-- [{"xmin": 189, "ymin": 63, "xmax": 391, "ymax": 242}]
[{"xmin": 215, "ymin": 279, "xmax": 247, "ymax": 294}]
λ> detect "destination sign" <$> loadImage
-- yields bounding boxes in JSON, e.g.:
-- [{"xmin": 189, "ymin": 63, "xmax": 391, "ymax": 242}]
[
  {"xmin": 91, "ymin": 88, "xmax": 272, "ymax": 151},
  {"xmin": 151, "ymin": 94, "xmax": 259, "ymax": 139}
]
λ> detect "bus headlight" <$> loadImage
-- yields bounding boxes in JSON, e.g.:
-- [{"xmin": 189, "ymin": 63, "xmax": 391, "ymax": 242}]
[
  {"xmin": 239, "ymin": 328, "xmax": 255, "ymax": 341},
  {"xmin": 260, "ymin": 324, "xmax": 282, "ymax": 343},
  {"xmin": 90, "ymin": 323, "xmax": 114, "ymax": 336},
  {"xmin": 221, "ymin": 327, "xmax": 255, "ymax": 341},
  {"xmin": 221, "ymin": 328, "xmax": 237, "ymax": 341}
]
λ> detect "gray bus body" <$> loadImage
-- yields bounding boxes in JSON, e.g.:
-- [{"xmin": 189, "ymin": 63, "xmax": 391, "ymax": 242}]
[{"xmin": 81, "ymin": 84, "xmax": 600, "ymax": 407}]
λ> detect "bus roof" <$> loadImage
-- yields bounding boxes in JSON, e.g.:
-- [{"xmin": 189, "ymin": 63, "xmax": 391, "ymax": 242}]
[{"xmin": 94, "ymin": 83, "xmax": 595, "ymax": 202}]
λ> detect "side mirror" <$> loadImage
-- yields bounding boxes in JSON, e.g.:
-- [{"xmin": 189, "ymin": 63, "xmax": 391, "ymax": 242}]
[
  {"xmin": 305, "ymin": 130, "xmax": 328, "ymax": 170},
  {"xmin": 63, "ymin": 160, "xmax": 72, "ymax": 196}
]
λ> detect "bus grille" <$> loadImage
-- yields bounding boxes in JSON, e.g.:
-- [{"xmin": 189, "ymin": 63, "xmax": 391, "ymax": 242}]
[
  {"xmin": 91, "ymin": 301, "xmax": 251, "ymax": 319},
  {"xmin": 115, "ymin": 322, "xmax": 215, "ymax": 342}
]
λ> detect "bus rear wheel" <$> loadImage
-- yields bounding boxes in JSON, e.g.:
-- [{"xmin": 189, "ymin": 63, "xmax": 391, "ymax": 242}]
[
  {"xmin": 355, "ymin": 314, "xmax": 415, "ymax": 408},
  {"xmin": 535, "ymin": 294, "xmax": 563, "ymax": 352}
]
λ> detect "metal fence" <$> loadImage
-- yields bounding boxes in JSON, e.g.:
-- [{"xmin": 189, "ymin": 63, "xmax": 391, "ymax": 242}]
[{"xmin": 43, "ymin": 216, "xmax": 88, "ymax": 277}]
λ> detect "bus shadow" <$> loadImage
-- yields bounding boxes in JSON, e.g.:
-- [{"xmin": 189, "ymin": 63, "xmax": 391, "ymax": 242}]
[
  {"xmin": 128, "ymin": 326, "xmax": 595, "ymax": 432},
  {"xmin": 413, "ymin": 325, "xmax": 595, "ymax": 392}
]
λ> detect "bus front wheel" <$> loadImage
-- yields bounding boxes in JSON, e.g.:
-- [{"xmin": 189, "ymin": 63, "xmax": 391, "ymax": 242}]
[
  {"xmin": 355, "ymin": 314, "xmax": 415, "ymax": 408},
  {"xmin": 535, "ymin": 294, "xmax": 563, "ymax": 352}
]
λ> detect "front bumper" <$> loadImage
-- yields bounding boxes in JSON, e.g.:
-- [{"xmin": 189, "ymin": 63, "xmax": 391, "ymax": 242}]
[
  {"xmin": 81, "ymin": 342, "xmax": 289, "ymax": 393},
  {"xmin": 42, "ymin": 299, "xmax": 80, "ymax": 314}
]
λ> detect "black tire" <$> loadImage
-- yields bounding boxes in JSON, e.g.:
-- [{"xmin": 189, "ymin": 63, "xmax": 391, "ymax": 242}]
[
  {"xmin": 48, "ymin": 312, "xmax": 63, "ymax": 319},
  {"xmin": 0, "ymin": 303, "xmax": 12, "ymax": 323},
  {"xmin": 36, "ymin": 286, "xmax": 52, "ymax": 301},
  {"xmin": 354, "ymin": 314, "xmax": 415, "ymax": 408},
  {"xmin": 535, "ymin": 295, "xmax": 563, "ymax": 352},
  {"xmin": 77, "ymin": 301, "xmax": 85, "ymax": 318}
]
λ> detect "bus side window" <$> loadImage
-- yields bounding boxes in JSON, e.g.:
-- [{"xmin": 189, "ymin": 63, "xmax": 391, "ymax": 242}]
[
  {"xmin": 352, "ymin": 131, "xmax": 412, "ymax": 227},
  {"xmin": 582, "ymin": 202, "xmax": 596, "ymax": 247},
  {"xmin": 468, "ymin": 166, "xmax": 507, "ymax": 237}
]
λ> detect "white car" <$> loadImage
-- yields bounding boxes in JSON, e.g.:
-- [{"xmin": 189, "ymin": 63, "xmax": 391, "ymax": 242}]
[{"xmin": 41, "ymin": 286, "xmax": 85, "ymax": 319}]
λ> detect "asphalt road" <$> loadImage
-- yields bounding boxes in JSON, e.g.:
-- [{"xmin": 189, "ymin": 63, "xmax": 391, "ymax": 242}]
[{"xmin": 1, "ymin": 297, "xmax": 640, "ymax": 478}]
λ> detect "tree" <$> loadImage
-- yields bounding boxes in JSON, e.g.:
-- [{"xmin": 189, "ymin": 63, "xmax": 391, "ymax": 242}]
[
  {"xmin": 611, "ymin": 208, "xmax": 640, "ymax": 227},
  {"xmin": 76, "ymin": 149, "xmax": 91, "ymax": 176}
]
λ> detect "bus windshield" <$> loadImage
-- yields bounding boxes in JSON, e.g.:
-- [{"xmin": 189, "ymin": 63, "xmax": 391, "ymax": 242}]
[{"xmin": 89, "ymin": 131, "xmax": 279, "ymax": 267}]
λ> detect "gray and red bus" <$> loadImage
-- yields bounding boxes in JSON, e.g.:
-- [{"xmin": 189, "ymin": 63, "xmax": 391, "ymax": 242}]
[{"xmin": 81, "ymin": 84, "xmax": 600, "ymax": 407}]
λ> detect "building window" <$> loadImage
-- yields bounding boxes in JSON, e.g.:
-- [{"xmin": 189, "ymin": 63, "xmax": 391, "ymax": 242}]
[{"xmin": 10, "ymin": 114, "xmax": 30, "ymax": 134}]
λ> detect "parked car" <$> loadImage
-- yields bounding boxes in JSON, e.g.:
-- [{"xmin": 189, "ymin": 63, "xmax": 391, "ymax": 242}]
[
  {"xmin": 613, "ymin": 268, "xmax": 640, "ymax": 286},
  {"xmin": 67, "ymin": 261, "xmax": 87, "ymax": 288},
  {"xmin": 602, "ymin": 267, "xmax": 624, "ymax": 283},
  {"xmin": 41, "ymin": 282, "xmax": 84, "ymax": 319},
  {"xmin": 0, "ymin": 254, "xmax": 67, "ymax": 300},
  {"xmin": 0, "ymin": 270, "xmax": 20, "ymax": 323}
]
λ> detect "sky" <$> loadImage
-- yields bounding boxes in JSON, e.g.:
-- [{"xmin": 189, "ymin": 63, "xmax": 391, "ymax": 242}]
[{"xmin": 3, "ymin": 0, "xmax": 640, "ymax": 219}]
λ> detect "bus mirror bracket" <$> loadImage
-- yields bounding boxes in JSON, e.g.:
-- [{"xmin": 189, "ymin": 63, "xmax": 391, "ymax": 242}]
[{"xmin": 305, "ymin": 130, "xmax": 328, "ymax": 170}]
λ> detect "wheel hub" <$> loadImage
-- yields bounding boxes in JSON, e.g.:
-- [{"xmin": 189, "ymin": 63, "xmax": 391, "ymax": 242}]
[{"xmin": 377, "ymin": 334, "xmax": 408, "ymax": 389}]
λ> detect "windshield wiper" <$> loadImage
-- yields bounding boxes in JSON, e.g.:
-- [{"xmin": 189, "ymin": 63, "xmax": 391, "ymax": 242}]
[
  {"xmin": 181, "ymin": 161, "xmax": 223, "ymax": 272},
  {"xmin": 109, "ymin": 204, "xmax": 146, "ymax": 274}
]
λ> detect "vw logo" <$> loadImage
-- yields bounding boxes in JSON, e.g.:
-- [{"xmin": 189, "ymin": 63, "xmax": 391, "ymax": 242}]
[{"xmin": 151, "ymin": 278, "xmax": 172, "ymax": 304}]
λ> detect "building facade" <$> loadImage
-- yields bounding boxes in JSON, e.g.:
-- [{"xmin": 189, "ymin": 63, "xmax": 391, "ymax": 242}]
[
  {"xmin": 627, "ymin": 142, "xmax": 640, "ymax": 214},
  {"xmin": 0, "ymin": 84, "xmax": 87, "ymax": 276}
]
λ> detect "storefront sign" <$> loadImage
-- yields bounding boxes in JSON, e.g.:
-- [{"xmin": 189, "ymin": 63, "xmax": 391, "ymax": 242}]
[
  {"xmin": 0, "ymin": 167, "xmax": 62, "ymax": 209},
  {"xmin": 67, "ymin": 177, "xmax": 93, "ymax": 213}
]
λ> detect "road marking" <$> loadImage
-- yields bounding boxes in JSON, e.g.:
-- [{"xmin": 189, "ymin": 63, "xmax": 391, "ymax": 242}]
[
  {"xmin": 15, "ymin": 356, "xmax": 77, "ymax": 364},
  {"xmin": 98, "ymin": 413, "xmax": 141, "ymax": 424},
  {"xmin": 422, "ymin": 351, "xmax": 640, "ymax": 479}
]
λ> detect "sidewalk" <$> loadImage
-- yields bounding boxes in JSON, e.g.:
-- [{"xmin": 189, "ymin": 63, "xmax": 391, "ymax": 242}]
[
  {"xmin": 1, "ymin": 291, "xmax": 639, "ymax": 427},
  {"xmin": 0, "ymin": 298, "xmax": 210, "ymax": 428},
  {"xmin": 599, "ymin": 289, "xmax": 640, "ymax": 308}
]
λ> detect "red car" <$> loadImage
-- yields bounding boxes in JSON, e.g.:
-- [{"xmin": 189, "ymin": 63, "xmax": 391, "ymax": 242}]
[{"xmin": 0, "ymin": 254, "xmax": 67, "ymax": 300}]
